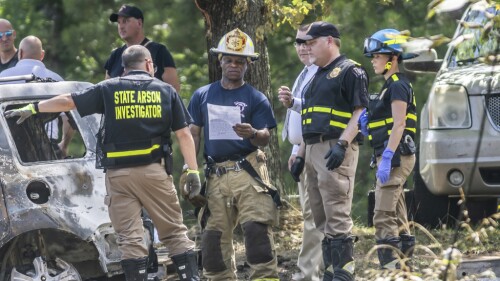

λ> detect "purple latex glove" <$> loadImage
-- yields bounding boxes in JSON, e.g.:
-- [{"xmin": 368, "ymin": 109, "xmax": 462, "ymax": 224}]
[
  {"xmin": 377, "ymin": 148, "xmax": 394, "ymax": 184},
  {"xmin": 358, "ymin": 108, "xmax": 369, "ymax": 137}
]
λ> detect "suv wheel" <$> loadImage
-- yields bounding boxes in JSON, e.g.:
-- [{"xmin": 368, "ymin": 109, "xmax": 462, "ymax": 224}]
[
  {"xmin": 10, "ymin": 256, "xmax": 82, "ymax": 281},
  {"xmin": 411, "ymin": 151, "xmax": 459, "ymax": 228}
]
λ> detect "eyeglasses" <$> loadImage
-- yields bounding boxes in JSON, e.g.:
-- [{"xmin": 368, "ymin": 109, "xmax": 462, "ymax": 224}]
[
  {"xmin": 145, "ymin": 59, "xmax": 158, "ymax": 74},
  {"xmin": 293, "ymin": 38, "xmax": 307, "ymax": 47},
  {"xmin": 0, "ymin": 30, "xmax": 14, "ymax": 39}
]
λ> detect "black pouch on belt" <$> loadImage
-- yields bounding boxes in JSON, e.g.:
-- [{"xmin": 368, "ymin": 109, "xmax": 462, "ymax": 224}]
[
  {"xmin": 399, "ymin": 135, "xmax": 416, "ymax": 156},
  {"xmin": 162, "ymin": 144, "xmax": 173, "ymax": 175}
]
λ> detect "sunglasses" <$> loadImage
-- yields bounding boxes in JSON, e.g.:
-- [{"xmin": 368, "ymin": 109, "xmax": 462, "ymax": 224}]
[
  {"xmin": 0, "ymin": 30, "xmax": 14, "ymax": 39},
  {"xmin": 293, "ymin": 38, "xmax": 307, "ymax": 47}
]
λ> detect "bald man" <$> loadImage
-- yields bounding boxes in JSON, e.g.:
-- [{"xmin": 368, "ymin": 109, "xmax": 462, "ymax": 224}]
[
  {"xmin": 0, "ymin": 18, "xmax": 18, "ymax": 72},
  {"xmin": 0, "ymin": 35, "xmax": 63, "ymax": 81}
]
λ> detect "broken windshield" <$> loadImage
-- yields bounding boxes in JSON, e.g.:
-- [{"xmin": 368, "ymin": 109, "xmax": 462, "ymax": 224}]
[{"xmin": 448, "ymin": 4, "xmax": 499, "ymax": 67}]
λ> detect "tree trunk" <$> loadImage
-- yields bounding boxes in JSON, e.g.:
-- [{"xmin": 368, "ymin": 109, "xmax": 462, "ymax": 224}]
[{"xmin": 195, "ymin": 0, "xmax": 285, "ymax": 194}]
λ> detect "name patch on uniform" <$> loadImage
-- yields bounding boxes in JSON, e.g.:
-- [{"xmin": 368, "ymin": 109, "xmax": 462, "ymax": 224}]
[
  {"xmin": 114, "ymin": 90, "xmax": 162, "ymax": 119},
  {"xmin": 327, "ymin": 67, "xmax": 341, "ymax": 79}
]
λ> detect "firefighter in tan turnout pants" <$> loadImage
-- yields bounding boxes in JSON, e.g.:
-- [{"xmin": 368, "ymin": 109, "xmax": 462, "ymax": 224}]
[{"xmin": 187, "ymin": 28, "xmax": 280, "ymax": 281}]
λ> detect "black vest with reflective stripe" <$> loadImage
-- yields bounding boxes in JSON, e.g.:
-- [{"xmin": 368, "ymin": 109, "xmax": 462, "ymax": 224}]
[
  {"xmin": 367, "ymin": 73, "xmax": 417, "ymax": 149},
  {"xmin": 302, "ymin": 56, "xmax": 355, "ymax": 138},
  {"xmin": 98, "ymin": 74, "xmax": 173, "ymax": 168}
]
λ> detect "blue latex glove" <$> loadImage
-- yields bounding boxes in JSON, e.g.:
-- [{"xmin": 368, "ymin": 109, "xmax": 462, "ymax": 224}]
[
  {"xmin": 377, "ymin": 148, "xmax": 394, "ymax": 184},
  {"xmin": 359, "ymin": 108, "xmax": 369, "ymax": 137}
]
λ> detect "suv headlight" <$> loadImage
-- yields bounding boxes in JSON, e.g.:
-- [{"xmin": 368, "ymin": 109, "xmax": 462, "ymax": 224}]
[{"xmin": 428, "ymin": 84, "xmax": 471, "ymax": 129}]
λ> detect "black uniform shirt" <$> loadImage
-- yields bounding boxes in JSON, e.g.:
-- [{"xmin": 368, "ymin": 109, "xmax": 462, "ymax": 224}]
[
  {"xmin": 72, "ymin": 71, "xmax": 189, "ymax": 137},
  {"xmin": 104, "ymin": 38, "xmax": 176, "ymax": 81},
  {"xmin": 311, "ymin": 55, "xmax": 369, "ymax": 112}
]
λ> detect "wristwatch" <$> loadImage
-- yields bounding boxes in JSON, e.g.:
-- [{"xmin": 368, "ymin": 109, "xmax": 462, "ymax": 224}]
[
  {"xmin": 250, "ymin": 128, "xmax": 258, "ymax": 139},
  {"xmin": 337, "ymin": 139, "xmax": 348, "ymax": 149}
]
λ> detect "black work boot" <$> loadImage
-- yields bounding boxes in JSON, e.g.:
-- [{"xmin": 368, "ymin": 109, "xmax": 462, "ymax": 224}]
[
  {"xmin": 121, "ymin": 257, "xmax": 148, "ymax": 281},
  {"xmin": 400, "ymin": 234, "xmax": 415, "ymax": 258},
  {"xmin": 322, "ymin": 237, "xmax": 334, "ymax": 281},
  {"xmin": 171, "ymin": 250, "xmax": 201, "ymax": 281},
  {"xmin": 330, "ymin": 236, "xmax": 355, "ymax": 281},
  {"xmin": 376, "ymin": 237, "xmax": 401, "ymax": 269}
]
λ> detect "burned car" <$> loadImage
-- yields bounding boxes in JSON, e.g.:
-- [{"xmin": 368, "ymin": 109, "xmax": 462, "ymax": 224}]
[
  {"xmin": 405, "ymin": 0, "xmax": 500, "ymax": 226},
  {"xmin": 0, "ymin": 78, "xmax": 136, "ymax": 280}
]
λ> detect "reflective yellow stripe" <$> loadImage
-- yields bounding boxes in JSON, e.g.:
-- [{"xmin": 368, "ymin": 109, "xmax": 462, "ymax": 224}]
[
  {"xmin": 107, "ymin": 144, "xmax": 161, "ymax": 158},
  {"xmin": 384, "ymin": 38, "xmax": 407, "ymax": 45},
  {"xmin": 391, "ymin": 74, "xmax": 399, "ymax": 82},
  {"xmin": 301, "ymin": 108, "xmax": 307, "ymax": 115},
  {"xmin": 368, "ymin": 120, "xmax": 386, "ymax": 128},
  {"xmin": 385, "ymin": 117, "xmax": 394, "ymax": 123},
  {"xmin": 312, "ymin": 106, "xmax": 332, "ymax": 113},
  {"xmin": 387, "ymin": 130, "xmax": 392, "ymax": 135},
  {"xmin": 303, "ymin": 119, "xmax": 312, "ymax": 125},
  {"xmin": 405, "ymin": 127, "xmax": 416, "ymax": 133},
  {"xmin": 368, "ymin": 135, "xmax": 372, "ymax": 140},
  {"xmin": 407, "ymin": 113, "xmax": 417, "ymax": 121},
  {"xmin": 332, "ymin": 109, "xmax": 352, "ymax": 118},
  {"xmin": 330, "ymin": 120, "xmax": 347, "ymax": 129}
]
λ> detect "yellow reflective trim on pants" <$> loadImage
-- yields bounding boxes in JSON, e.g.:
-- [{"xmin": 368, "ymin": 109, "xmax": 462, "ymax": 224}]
[
  {"xmin": 407, "ymin": 113, "xmax": 417, "ymax": 121},
  {"xmin": 332, "ymin": 109, "xmax": 352, "ymax": 118},
  {"xmin": 330, "ymin": 120, "xmax": 347, "ymax": 129},
  {"xmin": 107, "ymin": 144, "xmax": 161, "ymax": 158}
]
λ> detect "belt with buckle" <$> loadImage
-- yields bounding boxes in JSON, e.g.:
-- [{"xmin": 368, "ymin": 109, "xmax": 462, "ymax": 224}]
[
  {"xmin": 209, "ymin": 161, "xmax": 242, "ymax": 177},
  {"xmin": 304, "ymin": 134, "xmax": 337, "ymax": 145}
]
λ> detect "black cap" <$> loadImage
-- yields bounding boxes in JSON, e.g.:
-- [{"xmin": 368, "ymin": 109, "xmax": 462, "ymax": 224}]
[
  {"xmin": 306, "ymin": 21, "xmax": 340, "ymax": 39},
  {"xmin": 109, "ymin": 5, "xmax": 144, "ymax": 22}
]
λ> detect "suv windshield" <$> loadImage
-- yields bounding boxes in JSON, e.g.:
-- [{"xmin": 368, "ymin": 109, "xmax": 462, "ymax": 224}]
[{"xmin": 448, "ymin": 4, "xmax": 499, "ymax": 67}]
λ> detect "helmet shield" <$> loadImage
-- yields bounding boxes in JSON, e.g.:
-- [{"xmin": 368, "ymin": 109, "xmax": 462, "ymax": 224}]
[{"xmin": 209, "ymin": 28, "xmax": 259, "ymax": 61}]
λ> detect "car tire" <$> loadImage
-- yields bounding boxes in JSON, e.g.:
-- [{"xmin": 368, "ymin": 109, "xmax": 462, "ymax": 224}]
[
  {"xmin": 411, "ymin": 151, "xmax": 459, "ymax": 229},
  {"xmin": 465, "ymin": 197, "xmax": 499, "ymax": 224}
]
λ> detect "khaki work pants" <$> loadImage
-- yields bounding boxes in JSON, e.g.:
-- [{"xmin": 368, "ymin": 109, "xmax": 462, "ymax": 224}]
[
  {"xmin": 202, "ymin": 150, "xmax": 279, "ymax": 281},
  {"xmin": 105, "ymin": 163, "xmax": 195, "ymax": 259},
  {"xmin": 295, "ymin": 171, "xmax": 325, "ymax": 281},
  {"xmin": 304, "ymin": 140, "xmax": 359, "ymax": 237},
  {"xmin": 373, "ymin": 154, "xmax": 416, "ymax": 240}
]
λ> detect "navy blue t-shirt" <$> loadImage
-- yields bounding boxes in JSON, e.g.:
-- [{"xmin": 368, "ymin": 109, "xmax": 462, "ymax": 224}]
[{"xmin": 188, "ymin": 81, "xmax": 276, "ymax": 160}]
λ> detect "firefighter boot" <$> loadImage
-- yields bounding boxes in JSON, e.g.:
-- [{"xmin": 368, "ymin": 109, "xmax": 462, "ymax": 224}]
[
  {"xmin": 400, "ymin": 234, "xmax": 415, "ymax": 257},
  {"xmin": 322, "ymin": 237, "xmax": 334, "ymax": 281},
  {"xmin": 330, "ymin": 236, "xmax": 355, "ymax": 281},
  {"xmin": 171, "ymin": 250, "xmax": 200, "ymax": 281},
  {"xmin": 376, "ymin": 237, "xmax": 401, "ymax": 269},
  {"xmin": 400, "ymin": 234, "xmax": 416, "ymax": 269},
  {"xmin": 121, "ymin": 257, "xmax": 148, "ymax": 281}
]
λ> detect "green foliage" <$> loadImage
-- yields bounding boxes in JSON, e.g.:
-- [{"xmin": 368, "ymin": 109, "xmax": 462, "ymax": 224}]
[{"xmin": 0, "ymin": 0, "xmax": 469, "ymax": 224}]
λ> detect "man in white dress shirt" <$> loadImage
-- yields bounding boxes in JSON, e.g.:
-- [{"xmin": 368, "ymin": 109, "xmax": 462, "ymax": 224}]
[
  {"xmin": 0, "ymin": 35, "xmax": 71, "ymax": 158},
  {"xmin": 278, "ymin": 24, "xmax": 324, "ymax": 281}
]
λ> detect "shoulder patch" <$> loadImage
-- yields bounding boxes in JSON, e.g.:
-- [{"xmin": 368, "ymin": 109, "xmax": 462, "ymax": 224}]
[{"xmin": 327, "ymin": 67, "xmax": 342, "ymax": 79}]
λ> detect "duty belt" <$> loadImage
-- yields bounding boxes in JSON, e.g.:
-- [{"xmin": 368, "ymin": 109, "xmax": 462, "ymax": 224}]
[
  {"xmin": 208, "ymin": 161, "xmax": 242, "ymax": 177},
  {"xmin": 304, "ymin": 134, "xmax": 337, "ymax": 145}
]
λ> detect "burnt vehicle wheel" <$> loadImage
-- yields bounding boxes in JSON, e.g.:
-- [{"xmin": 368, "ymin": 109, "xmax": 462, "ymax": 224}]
[{"xmin": 10, "ymin": 257, "xmax": 82, "ymax": 281}]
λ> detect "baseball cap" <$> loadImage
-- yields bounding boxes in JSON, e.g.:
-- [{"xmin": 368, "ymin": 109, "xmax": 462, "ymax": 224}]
[
  {"xmin": 306, "ymin": 21, "xmax": 340, "ymax": 39},
  {"xmin": 109, "ymin": 5, "xmax": 144, "ymax": 22}
]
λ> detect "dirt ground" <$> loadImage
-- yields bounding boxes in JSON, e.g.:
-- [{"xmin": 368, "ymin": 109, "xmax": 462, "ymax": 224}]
[{"xmin": 158, "ymin": 203, "xmax": 500, "ymax": 281}]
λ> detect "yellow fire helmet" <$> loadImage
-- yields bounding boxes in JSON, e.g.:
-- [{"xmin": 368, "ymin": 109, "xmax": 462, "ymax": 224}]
[{"xmin": 210, "ymin": 28, "xmax": 260, "ymax": 62}]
